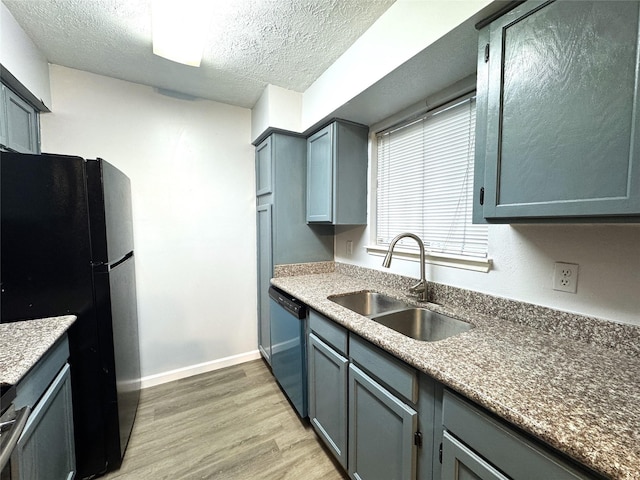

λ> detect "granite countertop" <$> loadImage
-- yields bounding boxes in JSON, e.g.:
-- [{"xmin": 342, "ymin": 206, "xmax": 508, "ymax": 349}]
[
  {"xmin": 272, "ymin": 268, "xmax": 640, "ymax": 480},
  {"xmin": 0, "ymin": 316, "xmax": 76, "ymax": 386}
]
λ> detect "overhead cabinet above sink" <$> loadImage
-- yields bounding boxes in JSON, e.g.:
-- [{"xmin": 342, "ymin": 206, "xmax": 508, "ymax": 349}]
[
  {"xmin": 306, "ymin": 120, "xmax": 368, "ymax": 225},
  {"xmin": 473, "ymin": 0, "xmax": 640, "ymax": 223}
]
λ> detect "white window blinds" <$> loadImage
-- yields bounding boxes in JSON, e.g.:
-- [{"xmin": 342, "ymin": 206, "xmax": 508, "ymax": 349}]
[{"xmin": 376, "ymin": 96, "xmax": 488, "ymax": 259}]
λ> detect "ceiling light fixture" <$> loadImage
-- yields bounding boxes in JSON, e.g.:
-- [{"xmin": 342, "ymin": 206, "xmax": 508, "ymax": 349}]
[{"xmin": 151, "ymin": 0, "xmax": 214, "ymax": 67}]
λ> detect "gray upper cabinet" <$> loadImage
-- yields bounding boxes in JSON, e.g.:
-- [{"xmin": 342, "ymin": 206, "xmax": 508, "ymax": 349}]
[
  {"xmin": 255, "ymin": 132, "xmax": 334, "ymax": 265},
  {"xmin": 474, "ymin": 0, "xmax": 640, "ymax": 222},
  {"xmin": 306, "ymin": 120, "xmax": 368, "ymax": 225},
  {"xmin": 307, "ymin": 126, "xmax": 333, "ymax": 222},
  {"xmin": 1, "ymin": 84, "xmax": 39, "ymax": 154},
  {"xmin": 255, "ymin": 136, "xmax": 272, "ymax": 196}
]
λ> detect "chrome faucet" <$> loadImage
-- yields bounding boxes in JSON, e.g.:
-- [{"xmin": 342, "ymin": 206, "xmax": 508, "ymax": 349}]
[{"xmin": 382, "ymin": 233, "xmax": 428, "ymax": 302}]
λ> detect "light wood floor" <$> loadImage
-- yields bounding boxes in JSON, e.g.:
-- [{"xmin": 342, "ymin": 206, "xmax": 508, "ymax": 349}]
[{"xmin": 102, "ymin": 359, "xmax": 349, "ymax": 480}]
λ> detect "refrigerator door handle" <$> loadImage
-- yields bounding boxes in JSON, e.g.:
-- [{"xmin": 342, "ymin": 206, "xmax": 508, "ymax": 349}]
[{"xmin": 109, "ymin": 252, "xmax": 134, "ymax": 270}]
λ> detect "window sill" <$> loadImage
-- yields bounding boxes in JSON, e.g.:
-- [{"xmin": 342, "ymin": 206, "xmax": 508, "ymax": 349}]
[{"xmin": 365, "ymin": 245, "xmax": 492, "ymax": 273}]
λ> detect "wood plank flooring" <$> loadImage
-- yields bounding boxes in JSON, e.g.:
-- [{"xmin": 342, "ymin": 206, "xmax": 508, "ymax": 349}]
[{"xmin": 102, "ymin": 359, "xmax": 349, "ymax": 480}]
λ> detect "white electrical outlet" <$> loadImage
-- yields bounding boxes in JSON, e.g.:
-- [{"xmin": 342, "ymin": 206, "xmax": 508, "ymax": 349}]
[
  {"xmin": 346, "ymin": 240, "xmax": 353, "ymax": 256},
  {"xmin": 553, "ymin": 262, "xmax": 579, "ymax": 293}
]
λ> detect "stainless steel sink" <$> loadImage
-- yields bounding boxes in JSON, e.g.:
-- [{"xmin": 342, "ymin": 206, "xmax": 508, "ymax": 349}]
[
  {"xmin": 328, "ymin": 291, "xmax": 410, "ymax": 317},
  {"xmin": 371, "ymin": 308, "xmax": 474, "ymax": 342}
]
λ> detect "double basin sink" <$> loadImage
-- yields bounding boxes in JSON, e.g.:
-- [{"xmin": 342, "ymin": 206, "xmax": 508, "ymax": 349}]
[{"xmin": 328, "ymin": 291, "xmax": 473, "ymax": 342}]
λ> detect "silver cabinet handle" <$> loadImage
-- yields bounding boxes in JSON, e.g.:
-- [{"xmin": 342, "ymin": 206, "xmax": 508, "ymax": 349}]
[{"xmin": 0, "ymin": 405, "xmax": 31, "ymax": 471}]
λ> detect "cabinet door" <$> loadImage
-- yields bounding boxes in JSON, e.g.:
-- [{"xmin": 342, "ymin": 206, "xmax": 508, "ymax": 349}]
[
  {"xmin": 441, "ymin": 431, "xmax": 508, "ymax": 480},
  {"xmin": 442, "ymin": 390, "xmax": 594, "ymax": 480},
  {"xmin": 308, "ymin": 332, "xmax": 348, "ymax": 468},
  {"xmin": 13, "ymin": 363, "xmax": 76, "ymax": 480},
  {"xmin": 306, "ymin": 124, "xmax": 334, "ymax": 223},
  {"xmin": 5, "ymin": 88, "xmax": 39, "ymax": 154},
  {"xmin": 479, "ymin": 0, "xmax": 640, "ymax": 219},
  {"xmin": 256, "ymin": 136, "xmax": 272, "ymax": 196},
  {"xmin": 256, "ymin": 204, "xmax": 273, "ymax": 364},
  {"xmin": 348, "ymin": 364, "xmax": 417, "ymax": 480},
  {"xmin": 0, "ymin": 85, "xmax": 7, "ymax": 148}
]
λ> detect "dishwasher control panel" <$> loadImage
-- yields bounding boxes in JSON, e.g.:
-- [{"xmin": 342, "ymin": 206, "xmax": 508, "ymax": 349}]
[{"xmin": 268, "ymin": 286, "xmax": 306, "ymax": 319}]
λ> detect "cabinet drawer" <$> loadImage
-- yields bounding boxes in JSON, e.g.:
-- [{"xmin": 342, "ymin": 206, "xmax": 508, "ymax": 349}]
[
  {"xmin": 309, "ymin": 310, "xmax": 348, "ymax": 355},
  {"xmin": 443, "ymin": 390, "xmax": 594, "ymax": 480},
  {"xmin": 349, "ymin": 335, "xmax": 417, "ymax": 405}
]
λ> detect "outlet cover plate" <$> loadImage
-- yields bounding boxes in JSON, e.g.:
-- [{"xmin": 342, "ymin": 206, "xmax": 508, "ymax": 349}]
[{"xmin": 553, "ymin": 262, "xmax": 579, "ymax": 293}]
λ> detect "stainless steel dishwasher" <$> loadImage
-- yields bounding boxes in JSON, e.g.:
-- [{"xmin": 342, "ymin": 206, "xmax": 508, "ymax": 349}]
[{"xmin": 268, "ymin": 286, "xmax": 308, "ymax": 418}]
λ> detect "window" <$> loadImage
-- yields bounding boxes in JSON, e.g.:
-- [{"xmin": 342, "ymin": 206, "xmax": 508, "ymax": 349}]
[{"xmin": 375, "ymin": 95, "xmax": 489, "ymax": 268}]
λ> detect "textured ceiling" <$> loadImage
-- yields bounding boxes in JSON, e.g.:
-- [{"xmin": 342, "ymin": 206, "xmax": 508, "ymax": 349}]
[{"xmin": 3, "ymin": 0, "xmax": 396, "ymax": 108}]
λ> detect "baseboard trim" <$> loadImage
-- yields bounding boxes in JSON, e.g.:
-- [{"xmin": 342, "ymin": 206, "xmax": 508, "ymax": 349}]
[{"xmin": 140, "ymin": 350, "xmax": 262, "ymax": 389}]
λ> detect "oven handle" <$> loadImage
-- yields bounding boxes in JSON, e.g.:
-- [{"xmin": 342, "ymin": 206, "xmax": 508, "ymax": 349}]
[{"xmin": 0, "ymin": 405, "xmax": 31, "ymax": 471}]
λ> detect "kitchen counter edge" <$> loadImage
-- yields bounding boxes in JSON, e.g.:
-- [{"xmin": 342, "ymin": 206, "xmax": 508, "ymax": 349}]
[{"xmin": 0, "ymin": 316, "xmax": 77, "ymax": 386}]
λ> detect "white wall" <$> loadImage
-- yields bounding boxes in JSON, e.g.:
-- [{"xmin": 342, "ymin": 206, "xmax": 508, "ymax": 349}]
[
  {"xmin": 0, "ymin": 1, "xmax": 51, "ymax": 109},
  {"xmin": 301, "ymin": 0, "xmax": 492, "ymax": 130},
  {"xmin": 251, "ymin": 84, "xmax": 302, "ymax": 141},
  {"xmin": 250, "ymin": 0, "xmax": 494, "ymax": 136},
  {"xmin": 41, "ymin": 65, "xmax": 258, "ymax": 383}
]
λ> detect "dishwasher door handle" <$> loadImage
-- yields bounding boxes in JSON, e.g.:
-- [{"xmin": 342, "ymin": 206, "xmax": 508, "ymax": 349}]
[{"xmin": 0, "ymin": 405, "xmax": 31, "ymax": 471}]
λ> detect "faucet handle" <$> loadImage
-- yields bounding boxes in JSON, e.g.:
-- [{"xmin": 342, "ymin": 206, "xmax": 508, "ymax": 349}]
[{"xmin": 409, "ymin": 280, "xmax": 428, "ymax": 301}]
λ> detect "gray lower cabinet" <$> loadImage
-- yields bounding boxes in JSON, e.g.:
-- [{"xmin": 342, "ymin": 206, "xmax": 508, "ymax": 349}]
[
  {"xmin": 348, "ymin": 334, "xmax": 419, "ymax": 480},
  {"xmin": 474, "ymin": 0, "xmax": 640, "ymax": 222},
  {"xmin": 254, "ymin": 131, "xmax": 333, "ymax": 364},
  {"xmin": 13, "ymin": 364, "xmax": 75, "ymax": 480},
  {"xmin": 12, "ymin": 337, "xmax": 75, "ymax": 480},
  {"xmin": 308, "ymin": 331, "xmax": 348, "ymax": 468},
  {"xmin": 306, "ymin": 315, "xmax": 600, "ymax": 480},
  {"xmin": 348, "ymin": 364, "xmax": 417, "ymax": 480},
  {"xmin": 306, "ymin": 120, "xmax": 368, "ymax": 225},
  {"xmin": 307, "ymin": 311, "xmax": 442, "ymax": 480},
  {"xmin": 0, "ymin": 84, "xmax": 39, "ymax": 154},
  {"xmin": 441, "ymin": 390, "xmax": 595, "ymax": 480}
]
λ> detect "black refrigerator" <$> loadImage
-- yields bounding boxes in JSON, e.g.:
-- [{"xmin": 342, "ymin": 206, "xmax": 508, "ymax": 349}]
[{"xmin": 0, "ymin": 151, "xmax": 141, "ymax": 479}]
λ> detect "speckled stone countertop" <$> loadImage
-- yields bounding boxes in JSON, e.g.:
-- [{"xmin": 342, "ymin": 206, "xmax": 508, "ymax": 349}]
[
  {"xmin": 272, "ymin": 265, "xmax": 640, "ymax": 480},
  {"xmin": 0, "ymin": 316, "xmax": 76, "ymax": 386}
]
